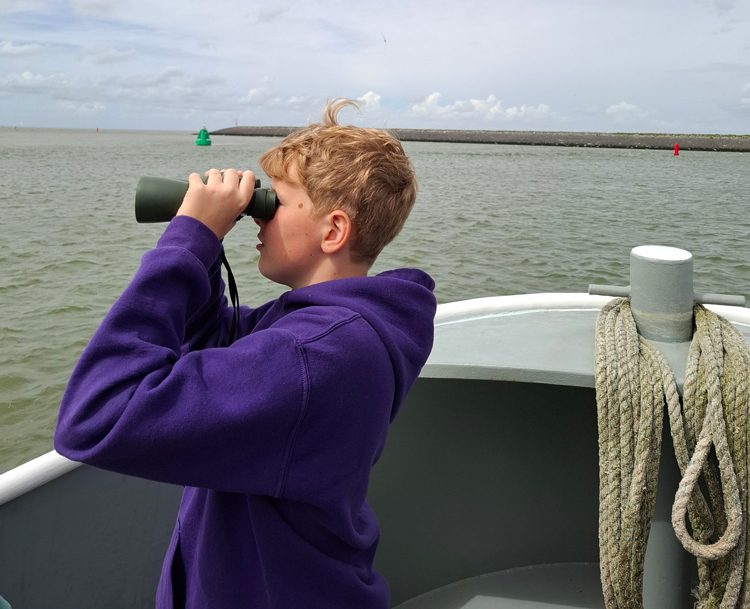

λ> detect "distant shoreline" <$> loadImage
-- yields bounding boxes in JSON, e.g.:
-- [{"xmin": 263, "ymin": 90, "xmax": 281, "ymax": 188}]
[{"xmin": 211, "ymin": 126, "xmax": 750, "ymax": 152}]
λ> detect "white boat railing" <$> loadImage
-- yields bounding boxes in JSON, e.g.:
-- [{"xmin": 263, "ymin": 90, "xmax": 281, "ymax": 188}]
[
  {"xmin": 434, "ymin": 292, "xmax": 611, "ymax": 325},
  {"xmin": 434, "ymin": 292, "xmax": 750, "ymax": 325},
  {"xmin": 0, "ymin": 450, "xmax": 81, "ymax": 507}
]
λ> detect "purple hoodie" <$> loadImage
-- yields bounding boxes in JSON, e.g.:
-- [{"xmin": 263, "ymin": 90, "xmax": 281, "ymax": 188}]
[{"xmin": 54, "ymin": 216, "xmax": 436, "ymax": 609}]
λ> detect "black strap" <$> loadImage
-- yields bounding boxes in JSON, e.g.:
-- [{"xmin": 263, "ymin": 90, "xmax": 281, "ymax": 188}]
[{"xmin": 219, "ymin": 249, "xmax": 240, "ymax": 346}]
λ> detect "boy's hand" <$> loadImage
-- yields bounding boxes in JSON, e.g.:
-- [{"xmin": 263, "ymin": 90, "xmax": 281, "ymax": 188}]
[{"xmin": 176, "ymin": 168, "xmax": 256, "ymax": 241}]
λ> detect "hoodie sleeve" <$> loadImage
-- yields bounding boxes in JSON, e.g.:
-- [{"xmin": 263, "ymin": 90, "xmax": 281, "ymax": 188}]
[{"xmin": 54, "ymin": 216, "xmax": 305, "ymax": 495}]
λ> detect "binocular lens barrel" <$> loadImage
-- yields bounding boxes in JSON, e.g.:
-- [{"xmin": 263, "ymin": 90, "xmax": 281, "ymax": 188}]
[{"xmin": 135, "ymin": 176, "xmax": 277, "ymax": 223}]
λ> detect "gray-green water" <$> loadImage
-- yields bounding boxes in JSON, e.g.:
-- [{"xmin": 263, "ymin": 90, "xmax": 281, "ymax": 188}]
[{"xmin": 1, "ymin": 128, "xmax": 749, "ymax": 474}]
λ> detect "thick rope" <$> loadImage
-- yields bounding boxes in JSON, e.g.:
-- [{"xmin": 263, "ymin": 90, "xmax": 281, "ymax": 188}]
[{"xmin": 595, "ymin": 300, "xmax": 750, "ymax": 609}]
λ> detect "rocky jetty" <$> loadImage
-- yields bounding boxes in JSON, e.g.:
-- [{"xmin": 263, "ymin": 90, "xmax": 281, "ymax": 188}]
[{"xmin": 210, "ymin": 126, "xmax": 750, "ymax": 152}]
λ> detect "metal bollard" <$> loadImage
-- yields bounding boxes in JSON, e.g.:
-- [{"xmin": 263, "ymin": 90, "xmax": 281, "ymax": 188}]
[{"xmin": 629, "ymin": 245, "xmax": 694, "ymax": 343}]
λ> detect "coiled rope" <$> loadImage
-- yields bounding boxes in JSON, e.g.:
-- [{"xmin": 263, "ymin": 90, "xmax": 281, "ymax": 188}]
[{"xmin": 595, "ymin": 298, "xmax": 750, "ymax": 608}]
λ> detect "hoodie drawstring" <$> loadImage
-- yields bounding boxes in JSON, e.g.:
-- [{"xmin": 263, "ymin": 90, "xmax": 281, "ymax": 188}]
[{"xmin": 219, "ymin": 250, "xmax": 240, "ymax": 346}]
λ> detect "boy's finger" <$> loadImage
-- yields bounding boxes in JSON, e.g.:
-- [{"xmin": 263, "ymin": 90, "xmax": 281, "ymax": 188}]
[
  {"xmin": 188, "ymin": 173, "xmax": 204, "ymax": 188},
  {"xmin": 222, "ymin": 169, "xmax": 240, "ymax": 188},
  {"xmin": 239, "ymin": 170, "xmax": 256, "ymax": 199},
  {"xmin": 206, "ymin": 168, "xmax": 222, "ymax": 185}
]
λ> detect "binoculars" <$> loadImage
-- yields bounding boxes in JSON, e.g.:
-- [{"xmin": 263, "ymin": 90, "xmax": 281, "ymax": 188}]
[{"xmin": 135, "ymin": 175, "xmax": 277, "ymax": 223}]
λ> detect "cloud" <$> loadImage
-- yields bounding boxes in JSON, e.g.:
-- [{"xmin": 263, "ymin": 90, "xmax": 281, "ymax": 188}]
[
  {"xmin": 605, "ymin": 101, "xmax": 651, "ymax": 122},
  {"xmin": 242, "ymin": 76, "xmax": 279, "ymax": 106},
  {"xmin": 0, "ymin": 66, "xmax": 227, "ymax": 116},
  {"xmin": 315, "ymin": 19, "xmax": 369, "ymax": 54},
  {"xmin": 0, "ymin": 40, "xmax": 42, "ymax": 55},
  {"xmin": 239, "ymin": 77, "xmax": 325, "ymax": 118},
  {"xmin": 708, "ymin": 0, "xmax": 738, "ymax": 15},
  {"xmin": 357, "ymin": 91, "xmax": 381, "ymax": 112},
  {"xmin": 118, "ymin": 66, "xmax": 184, "ymax": 89},
  {"xmin": 410, "ymin": 92, "xmax": 550, "ymax": 122},
  {"xmin": 3, "ymin": 1, "xmax": 749, "ymax": 132},
  {"xmin": 0, "ymin": 71, "xmax": 68, "ymax": 93},
  {"xmin": 68, "ymin": 0, "xmax": 117, "ymax": 16},
  {"xmin": 742, "ymin": 83, "xmax": 750, "ymax": 106},
  {"xmin": 256, "ymin": 8, "xmax": 284, "ymax": 24},
  {"xmin": 680, "ymin": 62, "xmax": 750, "ymax": 73},
  {"xmin": 184, "ymin": 74, "xmax": 225, "ymax": 88},
  {"xmin": 505, "ymin": 104, "xmax": 551, "ymax": 120},
  {"xmin": 75, "ymin": 46, "xmax": 137, "ymax": 64},
  {"xmin": 59, "ymin": 100, "xmax": 105, "ymax": 113},
  {"xmin": 690, "ymin": 0, "xmax": 742, "ymax": 18},
  {"xmin": 0, "ymin": 0, "xmax": 46, "ymax": 12}
]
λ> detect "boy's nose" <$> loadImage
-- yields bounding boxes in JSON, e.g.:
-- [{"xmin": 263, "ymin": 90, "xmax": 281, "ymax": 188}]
[{"xmin": 254, "ymin": 218, "xmax": 266, "ymax": 228}]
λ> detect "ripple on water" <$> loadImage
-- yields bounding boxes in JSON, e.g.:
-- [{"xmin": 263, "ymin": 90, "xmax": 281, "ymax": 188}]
[
  {"xmin": 37, "ymin": 258, "xmax": 100, "ymax": 271},
  {"xmin": 47, "ymin": 304, "xmax": 94, "ymax": 315},
  {"xmin": 0, "ymin": 277, "xmax": 42, "ymax": 291},
  {"xmin": 0, "ymin": 374, "xmax": 30, "ymax": 393}
]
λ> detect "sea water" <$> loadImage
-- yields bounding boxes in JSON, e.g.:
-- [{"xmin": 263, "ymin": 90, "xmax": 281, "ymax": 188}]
[{"xmin": 1, "ymin": 127, "xmax": 749, "ymax": 474}]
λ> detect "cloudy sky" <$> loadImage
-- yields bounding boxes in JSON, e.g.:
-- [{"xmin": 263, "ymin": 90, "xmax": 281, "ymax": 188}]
[{"xmin": 1, "ymin": 0, "xmax": 749, "ymax": 133}]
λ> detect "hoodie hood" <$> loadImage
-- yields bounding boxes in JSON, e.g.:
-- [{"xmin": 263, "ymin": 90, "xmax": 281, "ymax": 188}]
[{"xmin": 278, "ymin": 268, "xmax": 436, "ymax": 420}]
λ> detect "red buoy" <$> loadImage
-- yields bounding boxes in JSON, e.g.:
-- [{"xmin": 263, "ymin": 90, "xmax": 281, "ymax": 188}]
[
  {"xmin": 674, "ymin": 143, "xmax": 679, "ymax": 155},
  {"xmin": 96, "ymin": 127, "xmax": 99, "ymax": 133}
]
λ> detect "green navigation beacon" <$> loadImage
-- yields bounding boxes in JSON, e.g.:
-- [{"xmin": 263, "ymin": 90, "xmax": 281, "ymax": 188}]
[{"xmin": 195, "ymin": 125, "xmax": 211, "ymax": 146}]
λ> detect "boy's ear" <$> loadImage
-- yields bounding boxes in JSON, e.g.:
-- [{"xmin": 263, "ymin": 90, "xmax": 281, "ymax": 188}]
[{"xmin": 321, "ymin": 209, "xmax": 352, "ymax": 255}]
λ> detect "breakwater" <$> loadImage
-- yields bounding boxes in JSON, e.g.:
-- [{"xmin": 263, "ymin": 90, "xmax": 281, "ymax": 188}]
[{"xmin": 211, "ymin": 126, "xmax": 750, "ymax": 152}]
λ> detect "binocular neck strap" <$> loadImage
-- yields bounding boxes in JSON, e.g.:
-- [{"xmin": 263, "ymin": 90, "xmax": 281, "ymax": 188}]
[{"xmin": 219, "ymin": 249, "xmax": 240, "ymax": 346}]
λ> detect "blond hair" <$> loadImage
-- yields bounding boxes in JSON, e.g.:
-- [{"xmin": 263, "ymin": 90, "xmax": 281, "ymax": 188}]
[{"xmin": 259, "ymin": 99, "xmax": 418, "ymax": 266}]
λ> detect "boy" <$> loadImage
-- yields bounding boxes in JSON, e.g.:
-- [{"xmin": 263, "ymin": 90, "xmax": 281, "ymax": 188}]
[{"xmin": 54, "ymin": 99, "xmax": 436, "ymax": 609}]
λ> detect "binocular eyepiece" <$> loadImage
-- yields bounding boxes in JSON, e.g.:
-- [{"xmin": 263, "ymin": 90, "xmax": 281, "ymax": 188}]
[{"xmin": 135, "ymin": 175, "xmax": 277, "ymax": 223}]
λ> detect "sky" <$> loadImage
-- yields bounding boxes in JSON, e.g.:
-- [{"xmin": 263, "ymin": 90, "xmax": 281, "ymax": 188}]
[{"xmin": 1, "ymin": 0, "xmax": 749, "ymax": 134}]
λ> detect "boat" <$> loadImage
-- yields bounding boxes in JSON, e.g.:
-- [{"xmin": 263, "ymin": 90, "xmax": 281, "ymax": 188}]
[
  {"xmin": 1, "ymin": 245, "xmax": 749, "ymax": 608},
  {"xmin": 195, "ymin": 126, "xmax": 211, "ymax": 146}
]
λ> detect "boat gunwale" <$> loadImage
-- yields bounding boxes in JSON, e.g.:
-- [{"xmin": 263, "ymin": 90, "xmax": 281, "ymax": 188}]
[
  {"xmin": 0, "ymin": 450, "xmax": 80, "ymax": 506},
  {"xmin": 435, "ymin": 292, "xmax": 750, "ymax": 325},
  {"xmin": 2, "ymin": 292, "xmax": 748, "ymax": 506}
]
